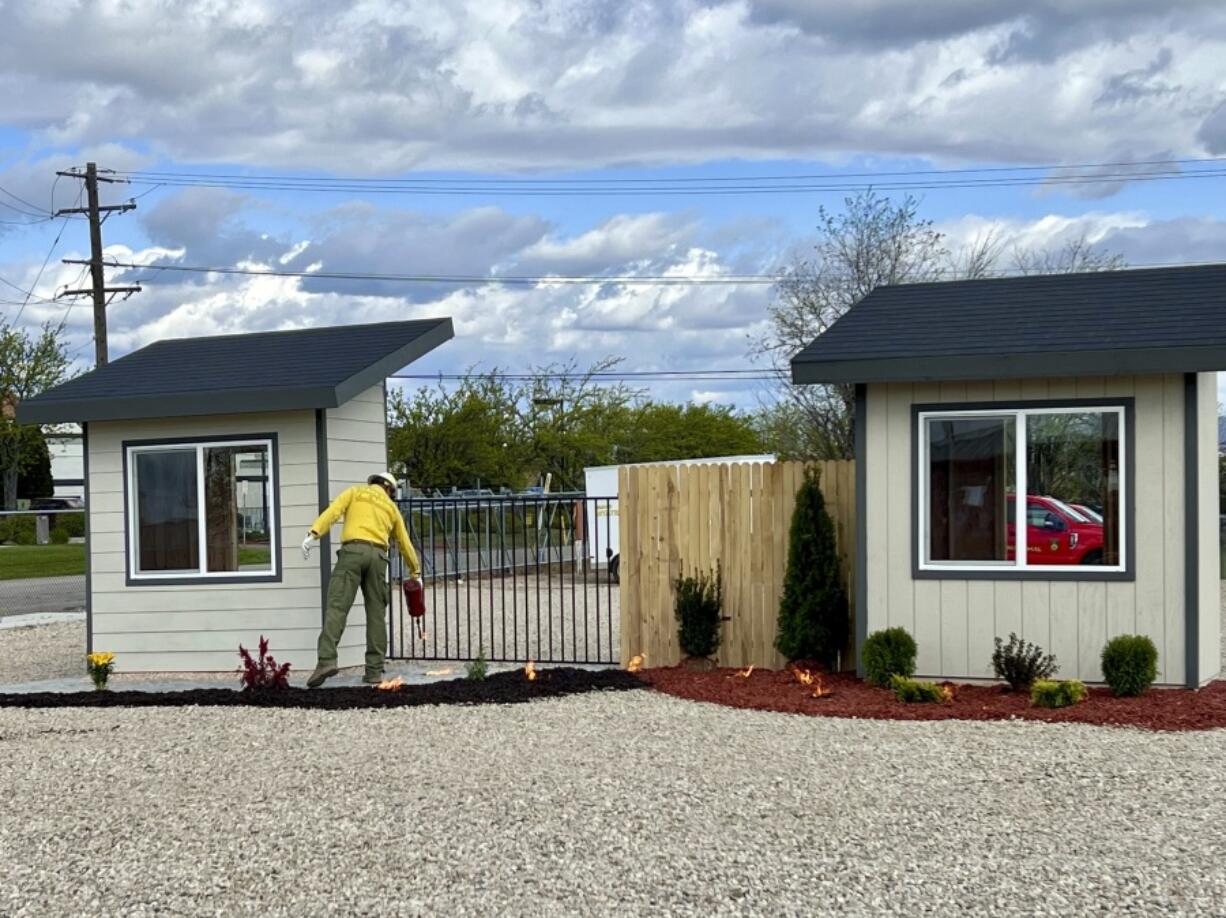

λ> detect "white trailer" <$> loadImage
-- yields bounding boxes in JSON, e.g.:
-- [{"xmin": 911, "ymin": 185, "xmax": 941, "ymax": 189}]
[{"xmin": 582, "ymin": 455, "xmax": 775, "ymax": 580}]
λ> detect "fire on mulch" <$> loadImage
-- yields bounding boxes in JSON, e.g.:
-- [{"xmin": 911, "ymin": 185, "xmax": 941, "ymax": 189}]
[
  {"xmin": 0, "ymin": 668, "xmax": 645, "ymax": 711},
  {"xmin": 640, "ymin": 667, "xmax": 1226, "ymax": 732}
]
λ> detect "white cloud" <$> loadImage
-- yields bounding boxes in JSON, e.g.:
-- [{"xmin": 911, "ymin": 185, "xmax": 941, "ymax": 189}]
[{"xmin": 1, "ymin": 1, "xmax": 1224, "ymax": 171}]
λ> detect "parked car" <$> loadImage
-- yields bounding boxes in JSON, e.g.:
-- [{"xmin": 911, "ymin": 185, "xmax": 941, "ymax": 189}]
[
  {"xmin": 28, "ymin": 496, "xmax": 84, "ymax": 511},
  {"xmin": 1008, "ymin": 495, "xmax": 1105, "ymax": 565}
]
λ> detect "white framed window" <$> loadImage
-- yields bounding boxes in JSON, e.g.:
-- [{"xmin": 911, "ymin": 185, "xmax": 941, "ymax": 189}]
[
  {"xmin": 917, "ymin": 405, "xmax": 1126, "ymax": 575},
  {"xmin": 125, "ymin": 436, "xmax": 279, "ymax": 582}
]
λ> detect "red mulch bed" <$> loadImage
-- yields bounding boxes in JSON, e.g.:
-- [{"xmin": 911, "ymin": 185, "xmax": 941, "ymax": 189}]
[{"xmin": 639, "ymin": 667, "xmax": 1226, "ymax": 731}]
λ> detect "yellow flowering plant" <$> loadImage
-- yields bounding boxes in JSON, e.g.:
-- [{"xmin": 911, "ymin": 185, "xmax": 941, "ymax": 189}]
[{"xmin": 86, "ymin": 652, "xmax": 115, "ymax": 690}]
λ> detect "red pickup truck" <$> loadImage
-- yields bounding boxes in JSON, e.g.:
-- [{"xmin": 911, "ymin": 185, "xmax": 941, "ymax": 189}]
[{"xmin": 1007, "ymin": 495, "xmax": 1105, "ymax": 566}]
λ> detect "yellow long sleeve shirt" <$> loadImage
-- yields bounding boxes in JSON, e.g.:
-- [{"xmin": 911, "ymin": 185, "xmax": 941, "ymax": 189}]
[{"xmin": 309, "ymin": 484, "xmax": 421, "ymax": 577}]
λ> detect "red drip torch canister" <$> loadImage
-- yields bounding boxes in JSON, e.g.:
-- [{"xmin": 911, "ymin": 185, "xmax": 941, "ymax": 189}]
[{"xmin": 403, "ymin": 578, "xmax": 426, "ymax": 618}]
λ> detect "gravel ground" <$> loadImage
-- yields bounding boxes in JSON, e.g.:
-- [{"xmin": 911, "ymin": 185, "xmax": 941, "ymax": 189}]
[
  {"xmin": 0, "ymin": 620, "xmax": 84, "ymax": 684},
  {"xmin": 2, "ymin": 691, "xmax": 1226, "ymax": 916}
]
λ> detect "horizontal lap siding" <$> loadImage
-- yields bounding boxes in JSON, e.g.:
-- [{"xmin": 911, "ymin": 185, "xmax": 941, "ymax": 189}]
[
  {"xmin": 865, "ymin": 375, "xmax": 1185, "ymax": 684},
  {"xmin": 87, "ymin": 410, "xmax": 323, "ymax": 672},
  {"xmin": 325, "ymin": 384, "xmax": 390, "ymax": 667}
]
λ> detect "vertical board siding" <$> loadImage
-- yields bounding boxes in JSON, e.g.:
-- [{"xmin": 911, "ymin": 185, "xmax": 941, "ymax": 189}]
[
  {"xmin": 1197, "ymin": 372, "xmax": 1222, "ymax": 682},
  {"xmin": 618, "ymin": 460, "xmax": 855, "ymax": 669},
  {"xmin": 866, "ymin": 374, "xmax": 1188, "ymax": 684}
]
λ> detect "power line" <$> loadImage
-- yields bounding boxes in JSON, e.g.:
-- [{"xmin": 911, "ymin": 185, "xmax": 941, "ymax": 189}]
[
  {"xmin": 0, "ymin": 184, "xmax": 49, "ymax": 217},
  {"xmin": 73, "ymin": 256, "xmax": 1226, "ymax": 288},
  {"xmin": 117, "ymin": 155, "xmax": 1226, "ymax": 185},
  {"xmin": 13, "ymin": 186, "xmax": 79, "ymax": 325}
]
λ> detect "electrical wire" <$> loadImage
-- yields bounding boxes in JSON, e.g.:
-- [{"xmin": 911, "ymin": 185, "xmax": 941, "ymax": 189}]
[
  {"xmin": 12, "ymin": 187, "xmax": 82, "ymax": 325},
  {"xmin": 82, "ymin": 256, "xmax": 1226, "ymax": 287}
]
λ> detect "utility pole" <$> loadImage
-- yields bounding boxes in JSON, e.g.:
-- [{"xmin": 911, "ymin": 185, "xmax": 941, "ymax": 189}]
[{"xmin": 55, "ymin": 163, "xmax": 140, "ymax": 367}]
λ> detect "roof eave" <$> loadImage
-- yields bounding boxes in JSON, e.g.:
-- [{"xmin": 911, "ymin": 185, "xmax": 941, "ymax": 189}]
[
  {"xmin": 16, "ymin": 386, "xmax": 341, "ymax": 424},
  {"xmin": 790, "ymin": 345, "xmax": 1226, "ymax": 385},
  {"xmin": 332, "ymin": 317, "xmax": 455, "ymax": 404}
]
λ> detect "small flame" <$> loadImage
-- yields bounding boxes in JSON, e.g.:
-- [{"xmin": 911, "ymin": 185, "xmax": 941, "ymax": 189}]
[
  {"xmin": 375, "ymin": 676, "xmax": 405, "ymax": 691},
  {"xmin": 735, "ymin": 665, "xmax": 754, "ymax": 679},
  {"xmin": 425, "ymin": 668, "xmax": 454, "ymax": 677},
  {"xmin": 811, "ymin": 675, "xmax": 831, "ymax": 698},
  {"xmin": 627, "ymin": 654, "xmax": 645, "ymax": 673},
  {"xmin": 525, "ymin": 660, "xmax": 537, "ymax": 681},
  {"xmin": 939, "ymin": 683, "xmax": 956, "ymax": 704},
  {"xmin": 794, "ymin": 669, "xmax": 814, "ymax": 686}
]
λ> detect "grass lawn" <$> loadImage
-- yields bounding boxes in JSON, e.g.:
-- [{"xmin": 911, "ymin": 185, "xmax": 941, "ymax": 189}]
[
  {"xmin": 238, "ymin": 546, "xmax": 271, "ymax": 567},
  {"xmin": 0, "ymin": 544, "xmax": 86, "ymax": 580}
]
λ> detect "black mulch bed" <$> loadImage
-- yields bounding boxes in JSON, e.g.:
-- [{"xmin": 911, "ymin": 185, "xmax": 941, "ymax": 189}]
[{"xmin": 0, "ymin": 668, "xmax": 645, "ymax": 711}]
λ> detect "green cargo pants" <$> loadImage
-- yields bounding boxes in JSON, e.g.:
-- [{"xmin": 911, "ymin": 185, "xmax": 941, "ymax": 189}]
[{"xmin": 317, "ymin": 541, "xmax": 389, "ymax": 678}]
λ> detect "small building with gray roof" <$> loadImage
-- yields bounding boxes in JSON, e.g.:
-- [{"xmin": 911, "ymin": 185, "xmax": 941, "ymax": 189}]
[{"xmin": 18, "ymin": 318, "xmax": 453, "ymax": 673}]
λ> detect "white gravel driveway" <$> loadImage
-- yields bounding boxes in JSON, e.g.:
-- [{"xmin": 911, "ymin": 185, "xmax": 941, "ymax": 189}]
[{"xmin": 3, "ymin": 691, "xmax": 1226, "ymax": 917}]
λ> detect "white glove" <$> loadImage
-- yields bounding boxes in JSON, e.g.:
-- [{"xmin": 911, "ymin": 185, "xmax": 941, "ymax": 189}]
[{"xmin": 302, "ymin": 533, "xmax": 317, "ymax": 560}]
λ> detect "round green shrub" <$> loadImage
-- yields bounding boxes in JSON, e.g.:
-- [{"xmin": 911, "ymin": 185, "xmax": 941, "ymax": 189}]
[
  {"xmin": 1030, "ymin": 679, "xmax": 1088, "ymax": 709},
  {"xmin": 49, "ymin": 528, "xmax": 71, "ymax": 545},
  {"xmin": 862, "ymin": 627, "xmax": 917, "ymax": 687},
  {"xmin": 0, "ymin": 515, "xmax": 37, "ymax": 545},
  {"xmin": 1101, "ymin": 634, "xmax": 1158, "ymax": 697}
]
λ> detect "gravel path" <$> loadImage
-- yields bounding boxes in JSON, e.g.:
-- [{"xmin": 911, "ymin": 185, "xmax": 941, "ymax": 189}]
[
  {"xmin": 2, "ymin": 692, "xmax": 1226, "ymax": 916},
  {"xmin": 0, "ymin": 619, "xmax": 84, "ymax": 684}
]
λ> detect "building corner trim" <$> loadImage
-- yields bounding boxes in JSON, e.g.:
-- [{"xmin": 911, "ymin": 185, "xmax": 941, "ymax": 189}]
[
  {"xmin": 854, "ymin": 383, "xmax": 868, "ymax": 677},
  {"xmin": 1183, "ymin": 372, "xmax": 1200, "ymax": 689},
  {"xmin": 315, "ymin": 408, "xmax": 331, "ymax": 627}
]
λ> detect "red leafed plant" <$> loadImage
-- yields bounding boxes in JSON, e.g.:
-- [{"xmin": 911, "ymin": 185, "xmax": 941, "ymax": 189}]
[{"xmin": 238, "ymin": 636, "xmax": 292, "ymax": 691}]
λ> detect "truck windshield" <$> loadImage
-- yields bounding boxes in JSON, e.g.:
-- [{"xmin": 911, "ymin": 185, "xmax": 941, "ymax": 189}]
[{"xmin": 1047, "ymin": 497, "xmax": 1092, "ymax": 524}]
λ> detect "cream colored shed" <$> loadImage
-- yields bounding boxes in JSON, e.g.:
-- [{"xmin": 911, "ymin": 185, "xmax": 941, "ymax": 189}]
[
  {"xmin": 791, "ymin": 265, "xmax": 1224, "ymax": 687},
  {"xmin": 18, "ymin": 319, "xmax": 453, "ymax": 673}
]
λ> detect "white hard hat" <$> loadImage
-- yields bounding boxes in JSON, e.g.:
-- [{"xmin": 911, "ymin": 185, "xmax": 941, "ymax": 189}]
[{"xmin": 368, "ymin": 472, "xmax": 397, "ymax": 491}]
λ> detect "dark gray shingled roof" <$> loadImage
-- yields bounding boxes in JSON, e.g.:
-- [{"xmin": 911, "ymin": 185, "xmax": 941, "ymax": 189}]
[
  {"xmin": 790, "ymin": 264, "xmax": 1226, "ymax": 384},
  {"xmin": 17, "ymin": 318, "xmax": 453, "ymax": 423}
]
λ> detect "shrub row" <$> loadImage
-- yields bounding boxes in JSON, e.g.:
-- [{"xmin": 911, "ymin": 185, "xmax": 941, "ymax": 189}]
[{"xmin": 863, "ymin": 628, "xmax": 1159, "ymax": 699}]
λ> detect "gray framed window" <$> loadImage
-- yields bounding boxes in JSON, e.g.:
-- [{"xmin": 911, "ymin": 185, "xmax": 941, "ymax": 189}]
[
  {"xmin": 914, "ymin": 399, "xmax": 1133, "ymax": 581},
  {"xmin": 124, "ymin": 435, "xmax": 280, "ymax": 584}
]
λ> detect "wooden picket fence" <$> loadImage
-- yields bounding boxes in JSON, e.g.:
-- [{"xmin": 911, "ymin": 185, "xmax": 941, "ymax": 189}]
[{"xmin": 617, "ymin": 459, "xmax": 856, "ymax": 670}]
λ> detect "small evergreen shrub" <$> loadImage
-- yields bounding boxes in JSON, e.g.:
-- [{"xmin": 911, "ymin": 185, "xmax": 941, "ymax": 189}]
[
  {"xmin": 673, "ymin": 564, "xmax": 722, "ymax": 659},
  {"xmin": 57, "ymin": 514, "xmax": 86, "ymax": 538},
  {"xmin": 889, "ymin": 674, "xmax": 946, "ymax": 704},
  {"xmin": 49, "ymin": 527, "xmax": 70, "ymax": 545},
  {"xmin": 862, "ymin": 627, "xmax": 917, "ymax": 686},
  {"xmin": 992, "ymin": 633, "xmax": 1058, "ymax": 691},
  {"xmin": 237, "ymin": 636, "xmax": 291, "ymax": 691},
  {"xmin": 1030, "ymin": 679, "xmax": 1088, "ymax": 709},
  {"xmin": 466, "ymin": 649, "xmax": 488, "ymax": 681},
  {"xmin": 0, "ymin": 515, "xmax": 36, "ymax": 545},
  {"xmin": 775, "ymin": 468, "xmax": 849, "ymax": 668},
  {"xmin": 1101, "ymin": 635, "xmax": 1158, "ymax": 697}
]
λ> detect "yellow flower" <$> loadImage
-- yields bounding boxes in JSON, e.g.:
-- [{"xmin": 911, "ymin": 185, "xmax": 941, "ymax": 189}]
[{"xmin": 86, "ymin": 652, "xmax": 115, "ymax": 667}]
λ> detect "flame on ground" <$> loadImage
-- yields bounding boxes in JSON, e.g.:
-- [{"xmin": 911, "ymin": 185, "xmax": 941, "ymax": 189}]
[
  {"xmin": 735, "ymin": 665, "xmax": 754, "ymax": 679},
  {"xmin": 375, "ymin": 676, "xmax": 405, "ymax": 691},
  {"xmin": 811, "ymin": 675, "xmax": 831, "ymax": 698},
  {"xmin": 525, "ymin": 660, "xmax": 537, "ymax": 681},
  {"xmin": 626, "ymin": 654, "xmax": 646, "ymax": 673},
  {"xmin": 794, "ymin": 669, "xmax": 814, "ymax": 686}
]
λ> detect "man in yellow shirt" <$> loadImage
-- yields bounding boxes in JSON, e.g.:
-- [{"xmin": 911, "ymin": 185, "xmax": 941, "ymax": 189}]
[{"xmin": 302, "ymin": 472, "xmax": 421, "ymax": 687}]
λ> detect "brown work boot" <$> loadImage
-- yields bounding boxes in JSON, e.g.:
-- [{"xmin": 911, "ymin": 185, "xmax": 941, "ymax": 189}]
[
  {"xmin": 361, "ymin": 670, "xmax": 385, "ymax": 685},
  {"xmin": 307, "ymin": 663, "xmax": 339, "ymax": 688}
]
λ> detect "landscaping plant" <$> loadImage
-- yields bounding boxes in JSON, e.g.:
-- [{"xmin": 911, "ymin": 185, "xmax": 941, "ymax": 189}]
[
  {"xmin": 862, "ymin": 627, "xmax": 917, "ymax": 686},
  {"xmin": 673, "ymin": 563, "xmax": 722, "ymax": 660},
  {"xmin": 49, "ymin": 527, "xmax": 70, "ymax": 545},
  {"xmin": 775, "ymin": 467, "xmax": 849, "ymax": 668},
  {"xmin": 889, "ymin": 674, "xmax": 947, "ymax": 704},
  {"xmin": 1101, "ymin": 635, "xmax": 1158, "ymax": 697},
  {"xmin": 991, "ymin": 633, "xmax": 1058, "ymax": 691},
  {"xmin": 466, "ymin": 648, "xmax": 488, "ymax": 681},
  {"xmin": 237, "ymin": 636, "xmax": 291, "ymax": 691},
  {"xmin": 1030, "ymin": 679, "xmax": 1088, "ymax": 709},
  {"xmin": 85, "ymin": 651, "xmax": 115, "ymax": 691}
]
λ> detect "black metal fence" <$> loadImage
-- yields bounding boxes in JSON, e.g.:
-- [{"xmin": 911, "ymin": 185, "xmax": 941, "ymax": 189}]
[{"xmin": 387, "ymin": 494, "xmax": 620, "ymax": 664}]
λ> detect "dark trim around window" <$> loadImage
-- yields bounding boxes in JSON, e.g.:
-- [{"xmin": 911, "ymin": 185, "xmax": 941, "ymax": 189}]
[
  {"xmin": 1183, "ymin": 374, "xmax": 1200, "ymax": 688},
  {"xmin": 121, "ymin": 432, "xmax": 282, "ymax": 587},
  {"xmin": 911, "ymin": 397, "xmax": 1136, "ymax": 582}
]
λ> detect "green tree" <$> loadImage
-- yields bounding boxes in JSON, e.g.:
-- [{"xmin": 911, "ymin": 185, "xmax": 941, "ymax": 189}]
[
  {"xmin": 16, "ymin": 426, "xmax": 53, "ymax": 500},
  {"xmin": 775, "ymin": 468, "xmax": 849, "ymax": 667},
  {"xmin": 387, "ymin": 371, "xmax": 525, "ymax": 492},
  {"xmin": 0, "ymin": 320, "xmax": 70, "ymax": 509},
  {"xmin": 619, "ymin": 402, "xmax": 763, "ymax": 464},
  {"xmin": 751, "ymin": 401, "xmax": 835, "ymax": 461}
]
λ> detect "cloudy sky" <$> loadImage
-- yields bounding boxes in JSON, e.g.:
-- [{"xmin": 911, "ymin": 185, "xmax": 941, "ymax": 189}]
[{"xmin": 2, "ymin": 0, "xmax": 1226, "ymax": 406}]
